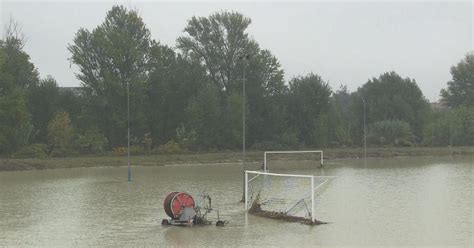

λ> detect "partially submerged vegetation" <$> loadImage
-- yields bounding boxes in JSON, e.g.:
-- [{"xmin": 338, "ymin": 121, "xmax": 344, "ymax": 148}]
[{"xmin": 1, "ymin": 146, "xmax": 473, "ymax": 172}]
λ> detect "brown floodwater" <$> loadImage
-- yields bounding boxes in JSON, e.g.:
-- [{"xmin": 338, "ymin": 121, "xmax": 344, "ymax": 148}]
[{"xmin": 0, "ymin": 156, "xmax": 472, "ymax": 247}]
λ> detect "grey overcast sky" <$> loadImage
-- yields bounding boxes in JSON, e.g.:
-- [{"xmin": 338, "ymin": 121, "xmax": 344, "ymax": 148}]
[{"xmin": 1, "ymin": 1, "xmax": 472, "ymax": 101}]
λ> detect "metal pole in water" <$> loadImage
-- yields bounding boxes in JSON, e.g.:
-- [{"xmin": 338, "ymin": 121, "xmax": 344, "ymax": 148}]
[
  {"xmin": 264, "ymin": 152, "xmax": 267, "ymax": 172},
  {"xmin": 311, "ymin": 176, "xmax": 315, "ymax": 223},
  {"xmin": 245, "ymin": 171, "xmax": 248, "ymax": 210},
  {"xmin": 127, "ymin": 81, "xmax": 131, "ymax": 182}
]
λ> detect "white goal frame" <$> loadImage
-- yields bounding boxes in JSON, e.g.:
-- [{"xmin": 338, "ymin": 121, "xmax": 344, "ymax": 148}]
[
  {"xmin": 244, "ymin": 170, "xmax": 333, "ymax": 223},
  {"xmin": 263, "ymin": 150, "xmax": 324, "ymax": 172}
]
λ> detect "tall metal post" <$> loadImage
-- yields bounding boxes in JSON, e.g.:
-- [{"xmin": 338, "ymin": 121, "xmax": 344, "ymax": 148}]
[
  {"xmin": 363, "ymin": 98, "xmax": 367, "ymax": 167},
  {"xmin": 263, "ymin": 152, "xmax": 267, "ymax": 172},
  {"xmin": 242, "ymin": 58, "xmax": 246, "ymax": 175},
  {"xmin": 244, "ymin": 171, "xmax": 248, "ymax": 210},
  {"xmin": 311, "ymin": 176, "xmax": 315, "ymax": 223},
  {"xmin": 127, "ymin": 82, "xmax": 131, "ymax": 182},
  {"xmin": 240, "ymin": 54, "xmax": 249, "ymax": 200}
]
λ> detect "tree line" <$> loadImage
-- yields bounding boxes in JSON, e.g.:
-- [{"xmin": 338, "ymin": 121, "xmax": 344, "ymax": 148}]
[{"xmin": 1, "ymin": 6, "xmax": 473, "ymax": 158}]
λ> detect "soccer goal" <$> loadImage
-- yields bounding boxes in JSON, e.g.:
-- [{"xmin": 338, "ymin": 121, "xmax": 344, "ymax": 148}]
[
  {"xmin": 244, "ymin": 170, "xmax": 334, "ymax": 224},
  {"xmin": 263, "ymin": 150, "xmax": 324, "ymax": 172}
]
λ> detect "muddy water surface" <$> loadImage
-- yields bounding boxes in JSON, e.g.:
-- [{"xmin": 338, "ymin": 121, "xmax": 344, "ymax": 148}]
[{"xmin": 0, "ymin": 156, "xmax": 472, "ymax": 246}]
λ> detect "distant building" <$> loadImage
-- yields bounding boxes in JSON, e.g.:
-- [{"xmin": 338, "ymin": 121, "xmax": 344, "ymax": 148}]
[
  {"xmin": 430, "ymin": 101, "xmax": 448, "ymax": 111},
  {"xmin": 59, "ymin": 87, "xmax": 83, "ymax": 96}
]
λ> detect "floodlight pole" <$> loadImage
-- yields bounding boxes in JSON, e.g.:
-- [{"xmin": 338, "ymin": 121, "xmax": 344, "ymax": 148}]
[
  {"xmin": 363, "ymin": 98, "xmax": 367, "ymax": 167},
  {"xmin": 127, "ymin": 81, "xmax": 131, "ymax": 182},
  {"xmin": 240, "ymin": 54, "xmax": 249, "ymax": 200},
  {"xmin": 243, "ymin": 59, "xmax": 246, "ymax": 174}
]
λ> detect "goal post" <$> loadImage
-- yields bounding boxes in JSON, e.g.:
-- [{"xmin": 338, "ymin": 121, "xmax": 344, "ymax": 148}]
[
  {"xmin": 263, "ymin": 150, "xmax": 324, "ymax": 172},
  {"xmin": 244, "ymin": 170, "xmax": 334, "ymax": 224}
]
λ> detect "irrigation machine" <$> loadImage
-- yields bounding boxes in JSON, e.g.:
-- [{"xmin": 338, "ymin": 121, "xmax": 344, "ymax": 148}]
[{"xmin": 161, "ymin": 191, "xmax": 228, "ymax": 227}]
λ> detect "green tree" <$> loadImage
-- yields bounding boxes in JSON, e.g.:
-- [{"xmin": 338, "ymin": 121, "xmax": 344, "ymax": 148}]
[
  {"xmin": 2, "ymin": 18, "xmax": 39, "ymax": 89},
  {"xmin": 287, "ymin": 73, "xmax": 332, "ymax": 146},
  {"xmin": 0, "ymin": 85, "xmax": 30, "ymax": 153},
  {"xmin": 68, "ymin": 5, "xmax": 153, "ymax": 147},
  {"xmin": 441, "ymin": 53, "xmax": 474, "ymax": 107},
  {"xmin": 423, "ymin": 109, "xmax": 452, "ymax": 146},
  {"xmin": 452, "ymin": 106, "xmax": 474, "ymax": 145},
  {"xmin": 244, "ymin": 50, "xmax": 287, "ymax": 145},
  {"xmin": 185, "ymin": 84, "xmax": 222, "ymax": 148},
  {"xmin": 28, "ymin": 76, "xmax": 61, "ymax": 143},
  {"xmin": 177, "ymin": 11, "xmax": 254, "ymax": 92},
  {"xmin": 0, "ymin": 20, "xmax": 39, "ymax": 153},
  {"xmin": 368, "ymin": 120, "xmax": 412, "ymax": 146},
  {"xmin": 147, "ymin": 45, "xmax": 209, "ymax": 145},
  {"xmin": 75, "ymin": 129, "xmax": 107, "ymax": 154},
  {"xmin": 222, "ymin": 92, "xmax": 244, "ymax": 147},
  {"xmin": 328, "ymin": 85, "xmax": 355, "ymax": 146},
  {"xmin": 177, "ymin": 11, "xmax": 288, "ymax": 147},
  {"xmin": 354, "ymin": 71, "xmax": 429, "ymax": 142}
]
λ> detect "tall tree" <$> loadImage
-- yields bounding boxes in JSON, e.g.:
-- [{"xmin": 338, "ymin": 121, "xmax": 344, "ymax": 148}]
[
  {"xmin": 0, "ymin": 52, "xmax": 30, "ymax": 152},
  {"xmin": 288, "ymin": 73, "xmax": 332, "ymax": 146},
  {"xmin": 329, "ymin": 85, "xmax": 355, "ymax": 146},
  {"xmin": 177, "ymin": 11, "xmax": 287, "ymax": 147},
  {"xmin": 28, "ymin": 76, "xmax": 61, "ymax": 143},
  {"xmin": 68, "ymin": 5, "xmax": 154, "ymax": 147},
  {"xmin": 244, "ymin": 49, "xmax": 287, "ymax": 145},
  {"xmin": 355, "ymin": 71, "xmax": 429, "ymax": 140},
  {"xmin": 147, "ymin": 45, "xmax": 209, "ymax": 145},
  {"xmin": 177, "ymin": 11, "xmax": 254, "ymax": 92},
  {"xmin": 441, "ymin": 53, "xmax": 474, "ymax": 107},
  {"xmin": 185, "ymin": 84, "xmax": 223, "ymax": 148},
  {"xmin": 0, "ymin": 19, "xmax": 39, "ymax": 153},
  {"xmin": 2, "ymin": 17, "xmax": 39, "ymax": 89}
]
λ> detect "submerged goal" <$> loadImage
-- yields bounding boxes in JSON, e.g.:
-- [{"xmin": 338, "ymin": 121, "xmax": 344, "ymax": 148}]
[
  {"xmin": 263, "ymin": 150, "xmax": 324, "ymax": 172},
  {"xmin": 244, "ymin": 170, "xmax": 334, "ymax": 224}
]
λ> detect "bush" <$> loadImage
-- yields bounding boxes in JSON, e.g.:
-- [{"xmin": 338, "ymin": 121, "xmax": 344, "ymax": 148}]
[
  {"xmin": 113, "ymin": 147, "xmax": 127, "ymax": 156},
  {"xmin": 129, "ymin": 145, "xmax": 146, "ymax": 155},
  {"xmin": 50, "ymin": 147, "xmax": 79, "ymax": 157},
  {"xmin": 154, "ymin": 140, "xmax": 185, "ymax": 154},
  {"xmin": 47, "ymin": 112, "xmax": 73, "ymax": 149},
  {"xmin": 75, "ymin": 130, "xmax": 107, "ymax": 154},
  {"xmin": 368, "ymin": 120, "xmax": 413, "ymax": 146},
  {"xmin": 423, "ymin": 118, "xmax": 450, "ymax": 146},
  {"xmin": 176, "ymin": 124, "xmax": 197, "ymax": 149},
  {"xmin": 12, "ymin": 144, "xmax": 48, "ymax": 159},
  {"xmin": 112, "ymin": 146, "xmax": 146, "ymax": 156}
]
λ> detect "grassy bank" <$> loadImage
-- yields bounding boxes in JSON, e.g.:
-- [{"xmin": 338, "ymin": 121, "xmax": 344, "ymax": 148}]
[{"xmin": 1, "ymin": 146, "xmax": 473, "ymax": 172}]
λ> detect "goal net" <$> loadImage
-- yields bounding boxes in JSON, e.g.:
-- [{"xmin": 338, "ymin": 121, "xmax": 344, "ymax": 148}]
[
  {"xmin": 244, "ymin": 170, "xmax": 333, "ymax": 225},
  {"xmin": 263, "ymin": 150, "xmax": 324, "ymax": 172}
]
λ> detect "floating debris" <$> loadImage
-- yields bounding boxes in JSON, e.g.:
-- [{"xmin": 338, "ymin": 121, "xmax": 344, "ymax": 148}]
[{"xmin": 248, "ymin": 194, "xmax": 327, "ymax": 226}]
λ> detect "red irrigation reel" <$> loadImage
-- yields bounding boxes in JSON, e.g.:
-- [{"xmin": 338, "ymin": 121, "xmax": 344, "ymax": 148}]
[{"xmin": 162, "ymin": 192, "xmax": 228, "ymax": 227}]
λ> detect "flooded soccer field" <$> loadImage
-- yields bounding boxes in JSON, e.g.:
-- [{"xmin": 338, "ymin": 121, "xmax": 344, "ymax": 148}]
[{"xmin": 0, "ymin": 156, "xmax": 472, "ymax": 247}]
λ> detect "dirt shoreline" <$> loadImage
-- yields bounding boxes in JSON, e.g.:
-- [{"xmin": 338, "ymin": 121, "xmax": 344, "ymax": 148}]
[{"xmin": 0, "ymin": 146, "xmax": 473, "ymax": 172}]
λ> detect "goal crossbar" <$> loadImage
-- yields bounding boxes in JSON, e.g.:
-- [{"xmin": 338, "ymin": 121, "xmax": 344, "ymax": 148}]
[{"xmin": 264, "ymin": 150, "xmax": 324, "ymax": 172}]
